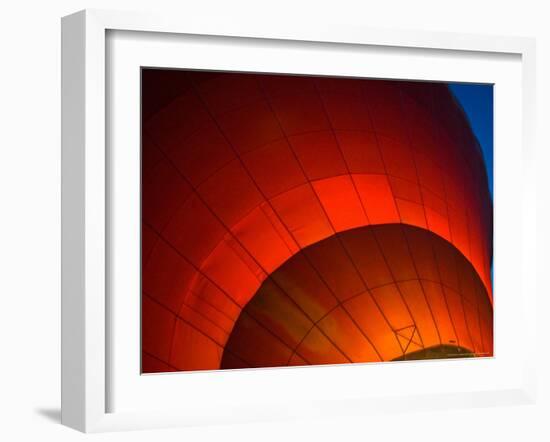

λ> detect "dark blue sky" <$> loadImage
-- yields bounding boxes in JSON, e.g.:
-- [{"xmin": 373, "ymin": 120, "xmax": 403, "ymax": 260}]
[{"xmin": 448, "ymin": 83, "xmax": 493, "ymax": 198}]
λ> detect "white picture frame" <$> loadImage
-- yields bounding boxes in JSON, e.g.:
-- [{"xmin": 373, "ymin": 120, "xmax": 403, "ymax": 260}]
[{"xmin": 61, "ymin": 9, "xmax": 537, "ymax": 433}]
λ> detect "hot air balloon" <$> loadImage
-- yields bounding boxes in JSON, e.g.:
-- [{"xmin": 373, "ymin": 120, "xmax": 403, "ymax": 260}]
[{"xmin": 141, "ymin": 69, "xmax": 493, "ymax": 373}]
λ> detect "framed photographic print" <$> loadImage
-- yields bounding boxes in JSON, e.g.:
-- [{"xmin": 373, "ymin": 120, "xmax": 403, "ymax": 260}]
[{"xmin": 61, "ymin": 9, "xmax": 537, "ymax": 432}]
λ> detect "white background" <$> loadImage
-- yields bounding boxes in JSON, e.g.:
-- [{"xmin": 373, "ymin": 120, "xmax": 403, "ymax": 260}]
[{"xmin": 0, "ymin": 1, "xmax": 548, "ymax": 441}]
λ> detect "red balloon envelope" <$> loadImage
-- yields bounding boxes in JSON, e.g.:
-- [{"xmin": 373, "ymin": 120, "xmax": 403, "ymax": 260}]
[{"xmin": 141, "ymin": 70, "xmax": 493, "ymax": 372}]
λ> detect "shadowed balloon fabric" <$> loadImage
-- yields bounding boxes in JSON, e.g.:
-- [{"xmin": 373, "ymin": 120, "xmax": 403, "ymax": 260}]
[{"xmin": 141, "ymin": 69, "xmax": 493, "ymax": 373}]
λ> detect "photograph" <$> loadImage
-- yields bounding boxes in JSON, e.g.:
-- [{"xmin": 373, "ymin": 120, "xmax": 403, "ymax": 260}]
[{"xmin": 141, "ymin": 69, "xmax": 494, "ymax": 373}]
